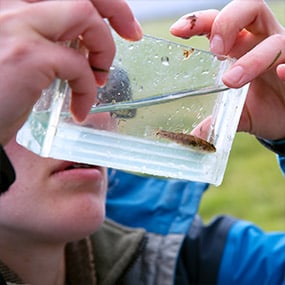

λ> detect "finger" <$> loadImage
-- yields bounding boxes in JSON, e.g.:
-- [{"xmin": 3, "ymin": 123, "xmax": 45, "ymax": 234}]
[
  {"xmin": 190, "ymin": 116, "xmax": 212, "ymax": 140},
  {"xmin": 210, "ymin": 0, "xmax": 283, "ymax": 55},
  {"xmin": 277, "ymin": 64, "xmax": 285, "ymax": 81},
  {"xmin": 16, "ymin": 39, "xmax": 98, "ymax": 122},
  {"xmin": 20, "ymin": 1, "xmax": 115, "ymax": 85},
  {"xmin": 47, "ymin": 45, "xmax": 98, "ymax": 122},
  {"xmin": 169, "ymin": 9, "xmax": 219, "ymax": 39},
  {"xmin": 24, "ymin": 0, "xmax": 44, "ymax": 2},
  {"xmin": 25, "ymin": 0, "xmax": 143, "ymax": 40},
  {"xmin": 90, "ymin": 0, "xmax": 143, "ymax": 41},
  {"xmin": 223, "ymin": 34, "xmax": 285, "ymax": 88}
]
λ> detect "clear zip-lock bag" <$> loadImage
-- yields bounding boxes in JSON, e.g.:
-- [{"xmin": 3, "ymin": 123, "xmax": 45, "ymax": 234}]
[{"xmin": 17, "ymin": 33, "xmax": 248, "ymax": 186}]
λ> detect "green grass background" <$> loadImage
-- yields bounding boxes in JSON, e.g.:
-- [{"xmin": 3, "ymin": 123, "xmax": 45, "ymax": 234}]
[{"xmin": 141, "ymin": 1, "xmax": 285, "ymax": 231}]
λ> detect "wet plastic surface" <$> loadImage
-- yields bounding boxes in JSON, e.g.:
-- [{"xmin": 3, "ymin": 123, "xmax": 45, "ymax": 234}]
[{"xmin": 17, "ymin": 34, "xmax": 248, "ymax": 185}]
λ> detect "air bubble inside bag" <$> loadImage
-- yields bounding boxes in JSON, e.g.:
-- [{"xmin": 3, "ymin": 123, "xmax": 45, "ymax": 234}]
[{"xmin": 17, "ymin": 34, "xmax": 248, "ymax": 186}]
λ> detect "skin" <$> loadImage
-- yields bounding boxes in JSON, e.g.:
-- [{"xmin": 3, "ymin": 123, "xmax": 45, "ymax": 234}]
[
  {"xmin": 0, "ymin": 0, "xmax": 142, "ymax": 145},
  {"xmin": 1, "ymin": 137, "xmax": 108, "ymax": 285},
  {"xmin": 0, "ymin": 1, "xmax": 283, "ymax": 284},
  {"xmin": 170, "ymin": 0, "xmax": 285, "ymax": 140},
  {"xmin": 0, "ymin": 0, "xmax": 141, "ymax": 283}
]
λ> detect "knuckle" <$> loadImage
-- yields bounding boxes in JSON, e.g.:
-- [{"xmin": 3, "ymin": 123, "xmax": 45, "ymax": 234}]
[
  {"xmin": 72, "ymin": 1, "xmax": 95, "ymax": 18},
  {"xmin": 0, "ymin": 10, "xmax": 18, "ymax": 31},
  {"xmin": 3, "ymin": 38, "xmax": 35, "ymax": 64}
]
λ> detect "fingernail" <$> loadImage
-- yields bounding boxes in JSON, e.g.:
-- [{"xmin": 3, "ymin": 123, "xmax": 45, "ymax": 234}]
[
  {"xmin": 223, "ymin": 66, "xmax": 246, "ymax": 86},
  {"xmin": 210, "ymin": 35, "xmax": 224, "ymax": 55}
]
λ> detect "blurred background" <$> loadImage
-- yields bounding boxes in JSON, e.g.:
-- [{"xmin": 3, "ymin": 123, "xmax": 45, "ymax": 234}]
[{"xmin": 126, "ymin": 0, "xmax": 285, "ymax": 231}]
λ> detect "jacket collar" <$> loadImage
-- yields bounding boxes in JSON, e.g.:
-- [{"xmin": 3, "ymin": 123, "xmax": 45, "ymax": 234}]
[{"xmin": 0, "ymin": 219, "xmax": 146, "ymax": 285}]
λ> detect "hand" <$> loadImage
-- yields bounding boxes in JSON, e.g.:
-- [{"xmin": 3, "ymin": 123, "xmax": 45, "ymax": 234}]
[
  {"xmin": 170, "ymin": 0, "xmax": 285, "ymax": 140},
  {"xmin": 0, "ymin": 0, "xmax": 142, "ymax": 145}
]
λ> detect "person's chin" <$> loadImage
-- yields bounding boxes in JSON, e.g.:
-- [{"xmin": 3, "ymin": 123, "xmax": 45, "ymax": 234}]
[{"xmin": 55, "ymin": 202, "xmax": 106, "ymax": 242}]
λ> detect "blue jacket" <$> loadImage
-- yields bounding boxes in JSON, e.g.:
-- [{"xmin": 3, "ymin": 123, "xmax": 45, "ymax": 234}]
[{"xmin": 106, "ymin": 155, "xmax": 285, "ymax": 285}]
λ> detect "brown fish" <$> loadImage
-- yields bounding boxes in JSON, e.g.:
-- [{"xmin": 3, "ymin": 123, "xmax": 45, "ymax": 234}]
[{"xmin": 155, "ymin": 129, "xmax": 216, "ymax": 153}]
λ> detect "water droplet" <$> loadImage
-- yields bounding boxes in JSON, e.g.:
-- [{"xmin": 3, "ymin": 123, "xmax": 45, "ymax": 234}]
[
  {"xmin": 183, "ymin": 74, "xmax": 190, "ymax": 79},
  {"xmin": 174, "ymin": 73, "xmax": 180, "ymax": 80},
  {"xmin": 201, "ymin": 70, "xmax": 209, "ymax": 75},
  {"xmin": 161, "ymin": 56, "xmax": 170, "ymax": 66}
]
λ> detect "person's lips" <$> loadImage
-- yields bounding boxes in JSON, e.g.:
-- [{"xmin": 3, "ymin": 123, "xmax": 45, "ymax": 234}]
[
  {"xmin": 51, "ymin": 161, "xmax": 104, "ymax": 181},
  {"xmin": 63, "ymin": 163, "xmax": 96, "ymax": 170}
]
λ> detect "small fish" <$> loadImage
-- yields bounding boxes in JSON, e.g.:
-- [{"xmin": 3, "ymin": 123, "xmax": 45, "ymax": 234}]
[
  {"xmin": 183, "ymin": 48, "xmax": 195, "ymax": 60},
  {"xmin": 155, "ymin": 129, "xmax": 216, "ymax": 153}
]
